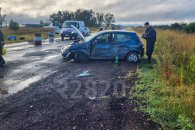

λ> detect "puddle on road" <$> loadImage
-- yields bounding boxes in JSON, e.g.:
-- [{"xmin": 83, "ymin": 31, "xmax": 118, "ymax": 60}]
[
  {"xmin": 8, "ymin": 70, "xmax": 57, "ymax": 94},
  {"xmin": 1, "ymin": 41, "xmax": 65, "ymax": 95},
  {"xmin": 0, "ymin": 88, "xmax": 9, "ymax": 95},
  {"xmin": 3, "ymin": 79, "xmax": 19, "ymax": 86},
  {"xmin": 32, "ymin": 57, "xmax": 41, "ymax": 60},
  {"xmin": 0, "ymin": 75, "xmax": 4, "ymax": 79},
  {"xmin": 8, "ymin": 75, "xmax": 43, "ymax": 94},
  {"xmin": 7, "ymin": 46, "xmax": 34, "ymax": 52},
  {"xmin": 40, "ymin": 55, "xmax": 59, "ymax": 63}
]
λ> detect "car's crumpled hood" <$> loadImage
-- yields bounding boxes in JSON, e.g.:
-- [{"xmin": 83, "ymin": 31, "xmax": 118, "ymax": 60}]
[
  {"xmin": 71, "ymin": 25, "xmax": 85, "ymax": 41},
  {"xmin": 70, "ymin": 43, "xmax": 84, "ymax": 49}
]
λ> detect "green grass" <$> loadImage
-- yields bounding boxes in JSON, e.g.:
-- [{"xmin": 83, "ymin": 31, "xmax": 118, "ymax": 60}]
[{"xmin": 130, "ymin": 57, "xmax": 195, "ymax": 130}]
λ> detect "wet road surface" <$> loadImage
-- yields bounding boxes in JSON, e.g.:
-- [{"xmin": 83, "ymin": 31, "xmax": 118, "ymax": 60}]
[{"xmin": 0, "ymin": 39, "xmax": 66, "ymax": 95}]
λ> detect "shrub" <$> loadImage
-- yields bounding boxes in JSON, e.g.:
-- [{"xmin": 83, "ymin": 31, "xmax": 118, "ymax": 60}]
[
  {"xmin": 185, "ymin": 23, "xmax": 195, "ymax": 33},
  {"xmin": 155, "ymin": 30, "xmax": 195, "ymax": 85},
  {"xmin": 9, "ymin": 19, "xmax": 19, "ymax": 32}
]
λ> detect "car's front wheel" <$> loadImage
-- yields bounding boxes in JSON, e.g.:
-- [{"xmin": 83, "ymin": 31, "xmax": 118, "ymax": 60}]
[
  {"xmin": 126, "ymin": 52, "xmax": 139, "ymax": 63},
  {"xmin": 74, "ymin": 52, "xmax": 88, "ymax": 63},
  {"xmin": 61, "ymin": 35, "xmax": 64, "ymax": 41}
]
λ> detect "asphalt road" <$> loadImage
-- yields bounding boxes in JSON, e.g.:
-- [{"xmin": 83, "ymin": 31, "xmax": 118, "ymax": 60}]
[{"xmin": 0, "ymin": 39, "xmax": 67, "ymax": 95}]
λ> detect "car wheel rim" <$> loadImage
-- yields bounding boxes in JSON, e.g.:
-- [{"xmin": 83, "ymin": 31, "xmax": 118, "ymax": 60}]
[{"xmin": 128, "ymin": 54, "xmax": 138, "ymax": 62}]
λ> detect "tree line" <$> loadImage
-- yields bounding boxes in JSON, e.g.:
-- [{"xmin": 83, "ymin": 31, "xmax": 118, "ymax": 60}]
[
  {"xmin": 155, "ymin": 22, "xmax": 195, "ymax": 33},
  {"xmin": 49, "ymin": 9, "xmax": 115, "ymax": 27}
]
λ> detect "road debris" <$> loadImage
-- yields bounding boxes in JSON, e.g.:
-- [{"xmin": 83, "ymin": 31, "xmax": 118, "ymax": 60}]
[
  {"xmin": 77, "ymin": 71, "xmax": 91, "ymax": 77},
  {"xmin": 88, "ymin": 96, "xmax": 96, "ymax": 100}
]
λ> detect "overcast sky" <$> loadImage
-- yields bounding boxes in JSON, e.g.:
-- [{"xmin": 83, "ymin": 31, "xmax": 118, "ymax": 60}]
[{"xmin": 1, "ymin": 0, "xmax": 195, "ymax": 25}]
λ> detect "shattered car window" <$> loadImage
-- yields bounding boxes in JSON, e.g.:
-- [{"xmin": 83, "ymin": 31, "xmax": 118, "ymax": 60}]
[
  {"xmin": 95, "ymin": 33, "xmax": 115, "ymax": 43},
  {"xmin": 116, "ymin": 34, "xmax": 131, "ymax": 43}
]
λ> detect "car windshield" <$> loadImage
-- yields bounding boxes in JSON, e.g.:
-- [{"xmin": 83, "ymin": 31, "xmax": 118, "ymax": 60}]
[
  {"xmin": 63, "ymin": 22, "xmax": 77, "ymax": 28},
  {"xmin": 84, "ymin": 32, "xmax": 100, "ymax": 42}
]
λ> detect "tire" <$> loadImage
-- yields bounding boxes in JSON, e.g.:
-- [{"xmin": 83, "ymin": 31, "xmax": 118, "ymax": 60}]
[
  {"xmin": 74, "ymin": 35, "xmax": 77, "ymax": 40},
  {"xmin": 61, "ymin": 36, "xmax": 64, "ymax": 41},
  {"xmin": 75, "ymin": 33, "xmax": 79, "ymax": 40},
  {"xmin": 74, "ymin": 52, "xmax": 88, "ymax": 63},
  {"xmin": 126, "ymin": 52, "xmax": 139, "ymax": 63}
]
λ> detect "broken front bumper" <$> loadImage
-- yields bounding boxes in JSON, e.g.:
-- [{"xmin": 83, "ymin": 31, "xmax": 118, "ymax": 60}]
[{"xmin": 61, "ymin": 45, "xmax": 71, "ymax": 58}]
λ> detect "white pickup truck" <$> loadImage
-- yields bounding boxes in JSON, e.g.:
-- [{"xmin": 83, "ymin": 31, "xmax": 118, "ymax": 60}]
[{"xmin": 60, "ymin": 20, "xmax": 90, "ymax": 40}]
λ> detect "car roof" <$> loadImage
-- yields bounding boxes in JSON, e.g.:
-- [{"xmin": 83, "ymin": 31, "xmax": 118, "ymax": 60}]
[
  {"xmin": 64, "ymin": 20, "xmax": 84, "ymax": 22},
  {"xmin": 98, "ymin": 30, "xmax": 137, "ymax": 34}
]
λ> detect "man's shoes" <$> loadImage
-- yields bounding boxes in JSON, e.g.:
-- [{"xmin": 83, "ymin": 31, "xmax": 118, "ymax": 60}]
[{"xmin": 147, "ymin": 55, "xmax": 152, "ymax": 64}]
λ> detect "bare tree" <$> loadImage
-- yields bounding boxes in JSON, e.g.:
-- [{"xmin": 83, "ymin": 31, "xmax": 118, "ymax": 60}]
[{"xmin": 0, "ymin": 7, "xmax": 6, "ymax": 28}]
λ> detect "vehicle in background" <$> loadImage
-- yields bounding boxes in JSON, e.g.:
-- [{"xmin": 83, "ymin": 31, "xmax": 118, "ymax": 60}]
[
  {"xmin": 60, "ymin": 20, "xmax": 90, "ymax": 41},
  {"xmin": 111, "ymin": 24, "xmax": 124, "ymax": 30},
  {"xmin": 43, "ymin": 21, "xmax": 62, "ymax": 34},
  {"xmin": 99, "ymin": 23, "xmax": 106, "ymax": 31},
  {"xmin": 61, "ymin": 26, "xmax": 144, "ymax": 63},
  {"xmin": 52, "ymin": 21, "xmax": 62, "ymax": 34}
]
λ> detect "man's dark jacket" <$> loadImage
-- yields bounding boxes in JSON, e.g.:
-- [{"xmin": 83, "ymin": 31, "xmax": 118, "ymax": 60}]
[
  {"xmin": 0, "ymin": 31, "xmax": 4, "ymax": 54},
  {"xmin": 144, "ymin": 26, "xmax": 156, "ymax": 56}
]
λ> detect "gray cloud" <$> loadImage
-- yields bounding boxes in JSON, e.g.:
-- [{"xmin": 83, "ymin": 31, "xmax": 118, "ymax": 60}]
[{"xmin": 1, "ymin": 0, "xmax": 195, "ymax": 24}]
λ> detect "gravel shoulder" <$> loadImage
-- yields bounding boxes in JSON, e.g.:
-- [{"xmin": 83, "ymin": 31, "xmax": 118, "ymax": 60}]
[{"xmin": 0, "ymin": 60, "xmax": 158, "ymax": 130}]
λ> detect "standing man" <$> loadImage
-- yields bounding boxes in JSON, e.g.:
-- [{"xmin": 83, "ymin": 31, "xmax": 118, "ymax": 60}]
[
  {"xmin": 142, "ymin": 22, "xmax": 156, "ymax": 63},
  {"xmin": 0, "ymin": 29, "xmax": 5, "ymax": 67}
]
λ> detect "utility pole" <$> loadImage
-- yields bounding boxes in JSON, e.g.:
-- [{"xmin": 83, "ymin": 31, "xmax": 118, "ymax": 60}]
[{"xmin": 0, "ymin": 7, "xmax": 6, "ymax": 28}]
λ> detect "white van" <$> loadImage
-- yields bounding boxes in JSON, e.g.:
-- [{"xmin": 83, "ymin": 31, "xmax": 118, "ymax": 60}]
[
  {"xmin": 60, "ymin": 20, "xmax": 90, "ymax": 40},
  {"xmin": 43, "ymin": 21, "xmax": 62, "ymax": 34}
]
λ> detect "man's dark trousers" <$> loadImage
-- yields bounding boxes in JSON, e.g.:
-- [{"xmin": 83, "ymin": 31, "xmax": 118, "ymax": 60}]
[
  {"xmin": 0, "ymin": 55, "xmax": 5, "ymax": 66},
  {"xmin": 146, "ymin": 41, "xmax": 155, "ymax": 62},
  {"xmin": 0, "ymin": 45, "xmax": 5, "ymax": 66}
]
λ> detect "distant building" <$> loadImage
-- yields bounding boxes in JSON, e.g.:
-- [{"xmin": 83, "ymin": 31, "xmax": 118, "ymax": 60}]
[{"xmin": 23, "ymin": 24, "xmax": 42, "ymax": 27}]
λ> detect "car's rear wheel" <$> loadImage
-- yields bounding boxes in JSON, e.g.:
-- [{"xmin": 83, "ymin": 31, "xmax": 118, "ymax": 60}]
[
  {"xmin": 74, "ymin": 52, "xmax": 88, "ymax": 63},
  {"xmin": 126, "ymin": 52, "xmax": 139, "ymax": 63}
]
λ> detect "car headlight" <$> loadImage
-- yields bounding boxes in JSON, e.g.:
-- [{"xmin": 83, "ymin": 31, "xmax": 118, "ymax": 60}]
[{"xmin": 62, "ymin": 45, "xmax": 71, "ymax": 51}]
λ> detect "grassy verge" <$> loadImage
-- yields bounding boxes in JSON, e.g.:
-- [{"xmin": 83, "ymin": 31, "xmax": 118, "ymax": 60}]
[
  {"xmin": 130, "ymin": 29, "xmax": 195, "ymax": 130},
  {"xmin": 131, "ymin": 58, "xmax": 194, "ymax": 129}
]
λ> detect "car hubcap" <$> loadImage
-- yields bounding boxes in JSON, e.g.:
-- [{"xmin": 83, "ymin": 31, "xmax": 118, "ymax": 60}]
[{"xmin": 128, "ymin": 54, "xmax": 138, "ymax": 62}]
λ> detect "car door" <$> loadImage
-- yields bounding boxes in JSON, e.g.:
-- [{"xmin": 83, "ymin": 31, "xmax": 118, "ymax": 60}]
[
  {"xmin": 115, "ymin": 33, "xmax": 134, "ymax": 58},
  {"xmin": 92, "ymin": 33, "xmax": 115, "ymax": 58}
]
